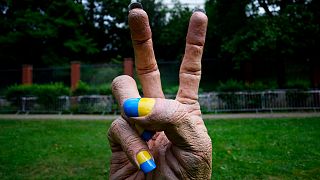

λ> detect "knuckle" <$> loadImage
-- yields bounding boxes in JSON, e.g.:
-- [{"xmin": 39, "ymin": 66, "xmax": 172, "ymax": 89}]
[{"xmin": 107, "ymin": 118, "xmax": 126, "ymax": 141}]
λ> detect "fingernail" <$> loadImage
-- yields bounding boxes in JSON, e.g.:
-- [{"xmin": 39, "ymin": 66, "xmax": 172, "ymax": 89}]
[
  {"xmin": 124, "ymin": 98, "xmax": 156, "ymax": 141},
  {"xmin": 123, "ymin": 98, "xmax": 155, "ymax": 117},
  {"xmin": 136, "ymin": 150, "xmax": 156, "ymax": 173},
  {"xmin": 193, "ymin": 8, "xmax": 206, "ymax": 14},
  {"xmin": 138, "ymin": 98, "xmax": 155, "ymax": 116},
  {"xmin": 135, "ymin": 124, "xmax": 155, "ymax": 141},
  {"xmin": 128, "ymin": 2, "xmax": 143, "ymax": 11}
]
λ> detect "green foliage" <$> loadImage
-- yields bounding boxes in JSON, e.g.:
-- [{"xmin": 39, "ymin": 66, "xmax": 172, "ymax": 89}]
[
  {"xmin": 72, "ymin": 81, "xmax": 97, "ymax": 96},
  {"xmin": 72, "ymin": 81, "xmax": 112, "ymax": 96},
  {"xmin": 5, "ymin": 85, "xmax": 33, "ymax": 100},
  {"xmin": 1, "ymin": 0, "xmax": 319, "ymax": 89},
  {"xmin": 90, "ymin": 0, "xmax": 132, "ymax": 58},
  {"xmin": 217, "ymin": 79, "xmax": 279, "ymax": 92},
  {"xmin": 0, "ymin": 0, "xmax": 99, "ymax": 66},
  {"xmin": 205, "ymin": 0, "xmax": 320, "ymax": 64},
  {"xmin": 217, "ymin": 80, "xmax": 245, "ymax": 92},
  {"xmin": 204, "ymin": 0, "xmax": 320, "ymax": 86},
  {"xmin": 157, "ymin": 1, "xmax": 192, "ymax": 59},
  {"xmin": 5, "ymin": 83, "xmax": 70, "ymax": 107},
  {"xmin": 98, "ymin": 84, "xmax": 112, "ymax": 95},
  {"xmin": 81, "ymin": 64, "xmax": 122, "ymax": 86},
  {"xmin": 163, "ymin": 85, "xmax": 179, "ymax": 94},
  {"xmin": 0, "ymin": 0, "xmax": 196, "ymax": 67},
  {"xmin": 245, "ymin": 81, "xmax": 278, "ymax": 91},
  {"xmin": 285, "ymin": 79, "xmax": 310, "ymax": 90}
]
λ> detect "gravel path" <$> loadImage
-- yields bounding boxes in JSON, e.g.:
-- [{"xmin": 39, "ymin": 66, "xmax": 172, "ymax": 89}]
[{"xmin": 0, "ymin": 112, "xmax": 319, "ymax": 120}]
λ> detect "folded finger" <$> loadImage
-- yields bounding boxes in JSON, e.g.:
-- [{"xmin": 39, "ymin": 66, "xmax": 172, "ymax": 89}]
[{"xmin": 108, "ymin": 117, "xmax": 156, "ymax": 174}]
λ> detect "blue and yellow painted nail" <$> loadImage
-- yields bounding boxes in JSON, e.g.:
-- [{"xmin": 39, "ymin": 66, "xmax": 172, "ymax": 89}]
[
  {"xmin": 123, "ymin": 98, "xmax": 155, "ymax": 117},
  {"xmin": 137, "ymin": 150, "xmax": 156, "ymax": 173},
  {"xmin": 123, "ymin": 98, "xmax": 155, "ymax": 141}
]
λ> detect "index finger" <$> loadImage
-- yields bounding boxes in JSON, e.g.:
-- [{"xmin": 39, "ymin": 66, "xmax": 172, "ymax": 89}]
[{"xmin": 128, "ymin": 3, "xmax": 164, "ymax": 98}]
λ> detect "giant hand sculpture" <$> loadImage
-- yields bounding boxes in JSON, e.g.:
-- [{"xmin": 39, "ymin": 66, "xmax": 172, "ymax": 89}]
[{"xmin": 108, "ymin": 3, "xmax": 212, "ymax": 179}]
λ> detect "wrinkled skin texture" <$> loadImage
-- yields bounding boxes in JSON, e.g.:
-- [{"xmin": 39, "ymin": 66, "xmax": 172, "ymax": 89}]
[{"xmin": 108, "ymin": 6, "xmax": 212, "ymax": 180}]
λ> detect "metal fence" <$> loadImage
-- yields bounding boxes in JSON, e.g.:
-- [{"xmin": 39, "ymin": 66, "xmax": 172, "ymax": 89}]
[
  {"xmin": 198, "ymin": 90, "xmax": 320, "ymax": 113},
  {"xmin": 1, "ymin": 90, "xmax": 320, "ymax": 114},
  {"xmin": 0, "ymin": 95, "xmax": 115, "ymax": 114},
  {"xmin": 80, "ymin": 63, "xmax": 122, "ymax": 86}
]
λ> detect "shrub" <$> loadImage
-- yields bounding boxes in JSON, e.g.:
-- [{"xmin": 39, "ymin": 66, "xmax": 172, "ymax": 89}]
[
  {"xmin": 6, "ymin": 85, "xmax": 33, "ymax": 100},
  {"xmin": 217, "ymin": 80, "xmax": 279, "ymax": 92},
  {"xmin": 5, "ymin": 83, "xmax": 70, "ymax": 107},
  {"xmin": 72, "ymin": 81, "xmax": 97, "ymax": 96},
  {"xmin": 245, "ymin": 81, "xmax": 278, "ymax": 91},
  {"xmin": 217, "ymin": 80, "xmax": 245, "ymax": 92},
  {"xmin": 98, "ymin": 84, "xmax": 112, "ymax": 95},
  {"xmin": 286, "ymin": 79, "xmax": 310, "ymax": 90},
  {"xmin": 72, "ymin": 81, "xmax": 112, "ymax": 96},
  {"xmin": 33, "ymin": 83, "xmax": 70, "ymax": 107}
]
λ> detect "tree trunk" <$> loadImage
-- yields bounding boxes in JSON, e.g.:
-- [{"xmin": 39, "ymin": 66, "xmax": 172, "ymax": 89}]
[
  {"xmin": 311, "ymin": 62, "xmax": 320, "ymax": 88},
  {"xmin": 242, "ymin": 61, "xmax": 253, "ymax": 84},
  {"xmin": 277, "ymin": 60, "xmax": 286, "ymax": 88}
]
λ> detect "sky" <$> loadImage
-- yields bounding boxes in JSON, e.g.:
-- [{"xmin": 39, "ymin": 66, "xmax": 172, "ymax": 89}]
[{"xmin": 162, "ymin": 0, "xmax": 205, "ymax": 9}]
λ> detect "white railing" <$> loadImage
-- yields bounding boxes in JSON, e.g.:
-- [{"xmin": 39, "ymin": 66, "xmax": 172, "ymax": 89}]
[
  {"xmin": 1, "ymin": 90, "xmax": 320, "ymax": 114},
  {"xmin": 198, "ymin": 90, "xmax": 320, "ymax": 113}
]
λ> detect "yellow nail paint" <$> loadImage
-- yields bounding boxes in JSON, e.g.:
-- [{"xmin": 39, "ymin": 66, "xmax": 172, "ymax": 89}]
[
  {"xmin": 136, "ymin": 150, "xmax": 156, "ymax": 173},
  {"xmin": 138, "ymin": 98, "xmax": 155, "ymax": 116}
]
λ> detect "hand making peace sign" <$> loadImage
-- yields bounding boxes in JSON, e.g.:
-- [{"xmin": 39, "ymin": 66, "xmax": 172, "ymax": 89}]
[{"xmin": 108, "ymin": 3, "xmax": 212, "ymax": 179}]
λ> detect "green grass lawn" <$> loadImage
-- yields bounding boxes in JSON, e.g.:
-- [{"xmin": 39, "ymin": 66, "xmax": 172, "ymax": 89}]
[{"xmin": 0, "ymin": 117, "xmax": 319, "ymax": 179}]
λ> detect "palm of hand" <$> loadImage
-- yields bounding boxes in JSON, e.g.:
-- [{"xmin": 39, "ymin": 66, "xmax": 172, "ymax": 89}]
[{"xmin": 108, "ymin": 3, "xmax": 211, "ymax": 180}]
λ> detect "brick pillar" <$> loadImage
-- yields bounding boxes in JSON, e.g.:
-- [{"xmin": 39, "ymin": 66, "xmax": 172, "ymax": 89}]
[
  {"xmin": 22, "ymin": 64, "xmax": 33, "ymax": 85},
  {"xmin": 123, "ymin": 57, "xmax": 134, "ymax": 77},
  {"xmin": 71, "ymin": 61, "xmax": 81, "ymax": 91}
]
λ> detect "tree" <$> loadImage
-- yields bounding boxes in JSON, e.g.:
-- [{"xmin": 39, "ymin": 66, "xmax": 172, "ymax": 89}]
[
  {"xmin": 0, "ymin": 0, "xmax": 99, "ymax": 67},
  {"xmin": 0, "ymin": 0, "xmax": 196, "ymax": 68},
  {"xmin": 205, "ymin": 0, "xmax": 248, "ymax": 58},
  {"xmin": 138, "ymin": 0, "xmax": 169, "ymax": 59},
  {"xmin": 92, "ymin": 0, "xmax": 132, "ymax": 58},
  {"xmin": 157, "ymin": 1, "xmax": 192, "ymax": 60},
  {"xmin": 93, "ymin": 0, "xmax": 190, "ymax": 61},
  {"xmin": 204, "ymin": 0, "xmax": 320, "ymax": 87}
]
